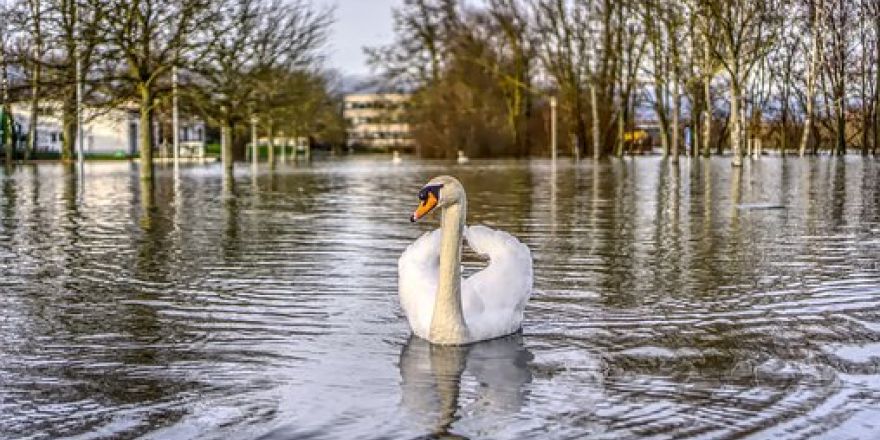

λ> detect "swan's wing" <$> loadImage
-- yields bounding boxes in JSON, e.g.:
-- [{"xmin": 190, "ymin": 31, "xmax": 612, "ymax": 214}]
[
  {"xmin": 462, "ymin": 225, "xmax": 533, "ymax": 340},
  {"xmin": 398, "ymin": 228, "xmax": 442, "ymax": 339}
]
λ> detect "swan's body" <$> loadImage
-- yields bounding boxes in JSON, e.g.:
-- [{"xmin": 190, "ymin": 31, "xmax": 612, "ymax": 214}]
[{"xmin": 399, "ymin": 176, "xmax": 532, "ymax": 345}]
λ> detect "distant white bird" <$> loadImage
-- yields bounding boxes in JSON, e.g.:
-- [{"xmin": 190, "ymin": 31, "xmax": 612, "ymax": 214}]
[
  {"xmin": 399, "ymin": 176, "xmax": 533, "ymax": 345},
  {"xmin": 392, "ymin": 150, "xmax": 403, "ymax": 164},
  {"xmin": 457, "ymin": 150, "xmax": 469, "ymax": 164}
]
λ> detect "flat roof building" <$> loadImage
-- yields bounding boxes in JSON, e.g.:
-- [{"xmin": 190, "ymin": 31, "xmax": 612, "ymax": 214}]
[{"xmin": 343, "ymin": 93, "xmax": 414, "ymax": 152}]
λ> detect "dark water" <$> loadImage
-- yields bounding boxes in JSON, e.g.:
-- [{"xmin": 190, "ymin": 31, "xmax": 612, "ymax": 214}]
[{"xmin": 2, "ymin": 157, "xmax": 880, "ymax": 439}]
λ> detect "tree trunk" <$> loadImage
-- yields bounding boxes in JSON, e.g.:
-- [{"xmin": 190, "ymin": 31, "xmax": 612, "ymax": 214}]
[
  {"xmin": 221, "ymin": 121, "xmax": 233, "ymax": 175},
  {"xmin": 702, "ymin": 32, "xmax": 712, "ymax": 157},
  {"xmin": 2, "ymin": 105, "xmax": 11, "ymax": 166},
  {"xmin": 835, "ymin": 97, "xmax": 846, "ymax": 155},
  {"xmin": 703, "ymin": 78, "xmax": 712, "ymax": 157},
  {"xmin": 267, "ymin": 120, "xmax": 275, "ymax": 168},
  {"xmin": 1, "ymin": 46, "xmax": 10, "ymax": 165},
  {"xmin": 730, "ymin": 81, "xmax": 743, "ymax": 167},
  {"xmin": 671, "ymin": 72, "xmax": 680, "ymax": 163},
  {"xmin": 590, "ymin": 84, "xmax": 601, "ymax": 159},
  {"xmin": 875, "ymin": 10, "xmax": 880, "ymax": 155},
  {"xmin": 781, "ymin": 97, "xmax": 789, "ymax": 155},
  {"xmin": 28, "ymin": 60, "xmax": 40, "ymax": 161},
  {"xmin": 138, "ymin": 85, "xmax": 154, "ymax": 181},
  {"xmin": 61, "ymin": 98, "xmax": 75, "ymax": 161},
  {"xmin": 800, "ymin": 1, "xmax": 821, "ymax": 156},
  {"xmin": 26, "ymin": 1, "xmax": 41, "ymax": 161},
  {"xmin": 615, "ymin": 106, "xmax": 624, "ymax": 157},
  {"xmin": 574, "ymin": 115, "xmax": 587, "ymax": 158}
]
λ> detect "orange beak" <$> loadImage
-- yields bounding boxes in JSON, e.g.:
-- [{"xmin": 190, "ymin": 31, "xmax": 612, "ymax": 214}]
[{"xmin": 410, "ymin": 192, "xmax": 438, "ymax": 222}]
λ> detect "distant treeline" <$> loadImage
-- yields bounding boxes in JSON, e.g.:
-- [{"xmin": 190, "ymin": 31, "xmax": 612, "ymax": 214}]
[
  {"xmin": 369, "ymin": 0, "xmax": 880, "ymax": 164},
  {"xmin": 0, "ymin": 0, "xmax": 343, "ymax": 180}
]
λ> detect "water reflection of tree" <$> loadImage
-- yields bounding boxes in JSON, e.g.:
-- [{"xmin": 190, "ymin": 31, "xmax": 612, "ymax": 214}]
[
  {"xmin": 596, "ymin": 159, "xmax": 641, "ymax": 309},
  {"xmin": 222, "ymin": 179, "xmax": 241, "ymax": 261}
]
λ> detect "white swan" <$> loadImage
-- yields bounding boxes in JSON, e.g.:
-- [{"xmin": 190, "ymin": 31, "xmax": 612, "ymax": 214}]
[
  {"xmin": 398, "ymin": 176, "xmax": 532, "ymax": 345},
  {"xmin": 457, "ymin": 150, "xmax": 469, "ymax": 164},
  {"xmin": 392, "ymin": 151, "xmax": 403, "ymax": 164}
]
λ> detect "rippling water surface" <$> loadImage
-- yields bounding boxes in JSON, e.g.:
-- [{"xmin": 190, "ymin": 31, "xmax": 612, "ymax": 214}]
[{"xmin": 2, "ymin": 157, "xmax": 880, "ymax": 439}]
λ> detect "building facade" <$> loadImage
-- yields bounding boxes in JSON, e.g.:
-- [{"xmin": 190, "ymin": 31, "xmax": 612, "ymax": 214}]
[
  {"xmin": 343, "ymin": 93, "xmax": 414, "ymax": 151},
  {"xmin": 7, "ymin": 101, "xmax": 206, "ymax": 157}
]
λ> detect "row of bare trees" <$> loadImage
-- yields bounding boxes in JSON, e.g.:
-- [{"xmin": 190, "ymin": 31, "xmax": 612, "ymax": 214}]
[
  {"xmin": 0, "ymin": 0, "xmax": 340, "ymax": 181},
  {"xmin": 370, "ymin": 0, "xmax": 880, "ymax": 164}
]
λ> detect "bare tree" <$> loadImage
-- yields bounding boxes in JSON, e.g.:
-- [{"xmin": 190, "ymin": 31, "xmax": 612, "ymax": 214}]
[
  {"xmin": 822, "ymin": 0, "xmax": 856, "ymax": 155},
  {"xmin": 189, "ymin": 0, "xmax": 332, "ymax": 174},
  {"xmin": 24, "ymin": 0, "xmax": 42, "ymax": 160},
  {"xmin": 874, "ymin": 0, "xmax": 880, "ymax": 155},
  {"xmin": 533, "ymin": 0, "xmax": 591, "ymax": 157},
  {"xmin": 0, "ymin": 5, "xmax": 13, "ymax": 165},
  {"xmin": 798, "ymin": 0, "xmax": 823, "ymax": 156},
  {"xmin": 699, "ymin": 0, "xmax": 784, "ymax": 166},
  {"xmin": 91, "ymin": 0, "xmax": 217, "ymax": 182}
]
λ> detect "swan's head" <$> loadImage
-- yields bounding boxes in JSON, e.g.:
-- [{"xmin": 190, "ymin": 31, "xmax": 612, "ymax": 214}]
[{"xmin": 410, "ymin": 175, "xmax": 465, "ymax": 222}]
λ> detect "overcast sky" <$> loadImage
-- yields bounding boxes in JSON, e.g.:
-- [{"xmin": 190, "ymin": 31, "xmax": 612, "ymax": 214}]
[{"xmin": 315, "ymin": 0, "xmax": 402, "ymax": 76}]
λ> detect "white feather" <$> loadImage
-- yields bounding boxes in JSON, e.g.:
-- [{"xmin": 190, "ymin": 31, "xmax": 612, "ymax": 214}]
[{"xmin": 398, "ymin": 225, "xmax": 533, "ymax": 343}]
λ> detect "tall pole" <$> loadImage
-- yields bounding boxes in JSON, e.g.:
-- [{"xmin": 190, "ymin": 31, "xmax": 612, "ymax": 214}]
[
  {"xmin": 550, "ymin": 96, "xmax": 557, "ymax": 164},
  {"xmin": 172, "ymin": 65, "xmax": 179, "ymax": 169},
  {"xmin": 75, "ymin": 0, "xmax": 84, "ymax": 173}
]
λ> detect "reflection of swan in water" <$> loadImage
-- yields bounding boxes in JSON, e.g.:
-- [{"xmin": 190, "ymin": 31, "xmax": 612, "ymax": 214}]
[{"xmin": 398, "ymin": 333, "xmax": 533, "ymax": 438}]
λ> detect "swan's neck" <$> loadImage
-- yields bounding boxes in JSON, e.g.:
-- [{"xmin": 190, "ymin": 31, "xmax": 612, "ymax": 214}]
[{"xmin": 430, "ymin": 199, "xmax": 468, "ymax": 344}]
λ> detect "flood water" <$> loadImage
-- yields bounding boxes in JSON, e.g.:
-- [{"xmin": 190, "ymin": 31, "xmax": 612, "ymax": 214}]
[{"xmin": 2, "ymin": 157, "xmax": 880, "ymax": 439}]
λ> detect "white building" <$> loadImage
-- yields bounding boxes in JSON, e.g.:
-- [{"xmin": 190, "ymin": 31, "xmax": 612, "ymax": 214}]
[
  {"xmin": 343, "ymin": 93, "xmax": 414, "ymax": 151},
  {"xmin": 8, "ymin": 101, "xmax": 206, "ymax": 157}
]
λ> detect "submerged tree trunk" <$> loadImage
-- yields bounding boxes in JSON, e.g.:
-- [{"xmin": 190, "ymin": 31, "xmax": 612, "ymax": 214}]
[
  {"xmin": 1, "ymin": 54, "xmax": 11, "ymax": 165},
  {"xmin": 875, "ymin": 9, "xmax": 880, "ymax": 155},
  {"xmin": 61, "ymin": 98, "xmax": 75, "ymax": 161},
  {"xmin": 730, "ymin": 81, "xmax": 743, "ymax": 167},
  {"xmin": 615, "ymin": 105, "xmax": 624, "ymax": 157},
  {"xmin": 835, "ymin": 96, "xmax": 846, "ymax": 155},
  {"xmin": 2, "ymin": 105, "xmax": 11, "ymax": 166},
  {"xmin": 138, "ymin": 86, "xmax": 154, "ymax": 181},
  {"xmin": 267, "ymin": 120, "xmax": 275, "ymax": 168},
  {"xmin": 671, "ymin": 71, "xmax": 680, "ymax": 163},
  {"xmin": 221, "ymin": 122, "xmax": 233, "ymax": 175},
  {"xmin": 28, "ymin": 64, "xmax": 40, "ymax": 161},
  {"xmin": 26, "ymin": 0, "xmax": 41, "ymax": 161},
  {"xmin": 701, "ymin": 29, "xmax": 712, "ymax": 157},
  {"xmin": 800, "ymin": 1, "xmax": 821, "ymax": 156},
  {"xmin": 590, "ymin": 83, "xmax": 600, "ymax": 159},
  {"xmin": 703, "ymin": 76, "xmax": 712, "ymax": 157}
]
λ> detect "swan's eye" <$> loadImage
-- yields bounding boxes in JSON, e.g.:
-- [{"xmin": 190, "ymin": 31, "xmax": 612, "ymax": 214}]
[
  {"xmin": 411, "ymin": 184, "xmax": 443, "ymax": 222},
  {"xmin": 418, "ymin": 184, "xmax": 443, "ymax": 201}
]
